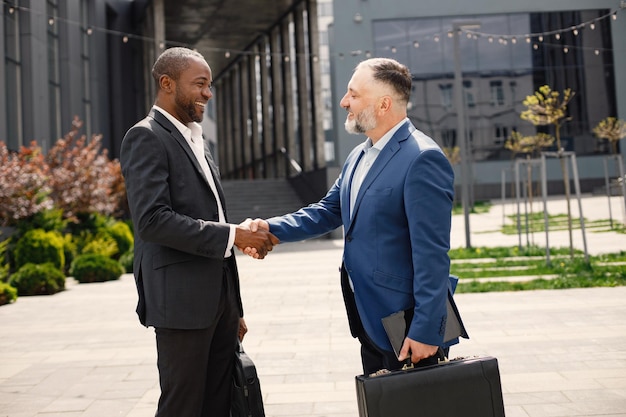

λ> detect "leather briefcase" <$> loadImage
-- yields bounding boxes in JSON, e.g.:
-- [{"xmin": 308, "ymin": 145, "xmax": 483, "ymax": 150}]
[
  {"xmin": 231, "ymin": 342, "xmax": 265, "ymax": 417},
  {"xmin": 355, "ymin": 356, "xmax": 505, "ymax": 417}
]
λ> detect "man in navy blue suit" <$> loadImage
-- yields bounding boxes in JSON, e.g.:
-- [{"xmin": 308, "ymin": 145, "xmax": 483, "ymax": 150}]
[{"xmin": 247, "ymin": 58, "xmax": 455, "ymax": 374}]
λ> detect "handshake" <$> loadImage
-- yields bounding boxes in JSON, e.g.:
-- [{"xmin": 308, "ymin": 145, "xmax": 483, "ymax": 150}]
[{"xmin": 234, "ymin": 218, "xmax": 277, "ymax": 259}]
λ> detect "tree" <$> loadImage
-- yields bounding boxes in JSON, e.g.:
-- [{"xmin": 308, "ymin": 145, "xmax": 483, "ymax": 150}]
[
  {"xmin": 593, "ymin": 117, "xmax": 626, "ymax": 155},
  {"xmin": 0, "ymin": 142, "xmax": 53, "ymax": 227},
  {"xmin": 520, "ymin": 85, "xmax": 577, "ymax": 257},
  {"xmin": 45, "ymin": 116, "xmax": 126, "ymax": 222},
  {"xmin": 442, "ymin": 146, "xmax": 461, "ymax": 166}
]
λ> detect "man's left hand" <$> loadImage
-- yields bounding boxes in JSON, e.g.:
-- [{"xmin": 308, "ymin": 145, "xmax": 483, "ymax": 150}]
[{"xmin": 398, "ymin": 337, "xmax": 438, "ymax": 364}]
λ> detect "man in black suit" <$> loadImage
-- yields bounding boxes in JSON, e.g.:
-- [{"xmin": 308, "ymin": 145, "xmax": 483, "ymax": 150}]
[{"xmin": 120, "ymin": 47, "xmax": 278, "ymax": 417}]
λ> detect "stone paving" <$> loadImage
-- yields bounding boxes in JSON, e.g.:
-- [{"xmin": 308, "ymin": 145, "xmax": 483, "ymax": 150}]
[{"xmin": 0, "ymin": 194, "xmax": 625, "ymax": 417}]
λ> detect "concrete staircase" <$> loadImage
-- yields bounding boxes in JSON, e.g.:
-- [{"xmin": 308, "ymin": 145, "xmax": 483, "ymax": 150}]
[{"xmin": 222, "ymin": 178, "xmax": 305, "ymax": 224}]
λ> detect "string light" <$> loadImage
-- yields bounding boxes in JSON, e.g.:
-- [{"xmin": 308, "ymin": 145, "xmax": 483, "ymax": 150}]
[{"xmin": 2, "ymin": 0, "xmax": 622, "ymax": 62}]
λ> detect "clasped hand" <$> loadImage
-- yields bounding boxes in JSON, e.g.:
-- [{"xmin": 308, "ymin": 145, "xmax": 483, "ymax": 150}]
[{"xmin": 234, "ymin": 218, "xmax": 277, "ymax": 259}]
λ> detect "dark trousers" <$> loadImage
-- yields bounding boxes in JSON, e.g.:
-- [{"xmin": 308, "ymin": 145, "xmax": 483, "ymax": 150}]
[
  {"xmin": 341, "ymin": 267, "xmax": 440, "ymax": 375},
  {"xmin": 154, "ymin": 264, "xmax": 239, "ymax": 417}
]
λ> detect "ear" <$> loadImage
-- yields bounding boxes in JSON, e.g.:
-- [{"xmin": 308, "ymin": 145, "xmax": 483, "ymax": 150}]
[
  {"xmin": 378, "ymin": 96, "xmax": 393, "ymax": 114},
  {"xmin": 159, "ymin": 74, "xmax": 174, "ymax": 93}
]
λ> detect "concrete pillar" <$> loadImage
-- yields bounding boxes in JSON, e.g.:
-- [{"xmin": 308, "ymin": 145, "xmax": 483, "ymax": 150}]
[
  {"xmin": 294, "ymin": 3, "xmax": 312, "ymax": 172},
  {"xmin": 281, "ymin": 16, "xmax": 296, "ymax": 176},
  {"xmin": 152, "ymin": 0, "xmax": 165, "ymax": 57},
  {"xmin": 259, "ymin": 36, "xmax": 274, "ymax": 178},
  {"xmin": 240, "ymin": 56, "xmax": 252, "ymax": 178},
  {"xmin": 231, "ymin": 65, "xmax": 244, "ymax": 178},
  {"xmin": 307, "ymin": 0, "xmax": 326, "ymax": 170},
  {"xmin": 248, "ymin": 45, "xmax": 262, "ymax": 178},
  {"xmin": 271, "ymin": 26, "xmax": 286, "ymax": 177}
]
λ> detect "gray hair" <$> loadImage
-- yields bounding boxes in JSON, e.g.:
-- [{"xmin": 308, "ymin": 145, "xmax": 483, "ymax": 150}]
[
  {"xmin": 152, "ymin": 47, "xmax": 206, "ymax": 86},
  {"xmin": 356, "ymin": 58, "xmax": 411, "ymax": 103}
]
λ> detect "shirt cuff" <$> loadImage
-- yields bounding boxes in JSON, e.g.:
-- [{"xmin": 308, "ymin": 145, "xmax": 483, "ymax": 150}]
[{"xmin": 225, "ymin": 224, "xmax": 236, "ymax": 257}]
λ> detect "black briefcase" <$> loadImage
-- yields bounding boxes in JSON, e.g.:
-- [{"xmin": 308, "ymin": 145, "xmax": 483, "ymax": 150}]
[
  {"xmin": 355, "ymin": 356, "xmax": 505, "ymax": 417},
  {"xmin": 231, "ymin": 342, "xmax": 265, "ymax": 417}
]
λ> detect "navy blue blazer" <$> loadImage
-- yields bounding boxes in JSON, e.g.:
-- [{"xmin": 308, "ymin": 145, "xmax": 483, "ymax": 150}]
[{"xmin": 267, "ymin": 121, "xmax": 454, "ymax": 351}]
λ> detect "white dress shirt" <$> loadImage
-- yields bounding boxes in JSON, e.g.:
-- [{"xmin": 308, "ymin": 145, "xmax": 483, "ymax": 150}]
[
  {"xmin": 349, "ymin": 117, "xmax": 409, "ymax": 218},
  {"xmin": 153, "ymin": 106, "xmax": 235, "ymax": 257}
]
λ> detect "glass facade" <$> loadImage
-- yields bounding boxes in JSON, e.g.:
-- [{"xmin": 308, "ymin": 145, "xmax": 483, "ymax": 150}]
[
  {"xmin": 47, "ymin": 0, "xmax": 61, "ymax": 145},
  {"xmin": 3, "ymin": 0, "xmax": 22, "ymax": 149},
  {"xmin": 373, "ymin": 10, "xmax": 617, "ymax": 162}
]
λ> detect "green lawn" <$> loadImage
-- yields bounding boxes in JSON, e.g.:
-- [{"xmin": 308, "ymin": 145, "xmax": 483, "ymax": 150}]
[{"xmin": 449, "ymin": 245, "xmax": 626, "ymax": 293}]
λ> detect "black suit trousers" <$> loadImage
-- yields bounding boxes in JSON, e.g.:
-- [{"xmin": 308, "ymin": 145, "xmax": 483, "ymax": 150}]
[{"xmin": 154, "ymin": 264, "xmax": 239, "ymax": 417}]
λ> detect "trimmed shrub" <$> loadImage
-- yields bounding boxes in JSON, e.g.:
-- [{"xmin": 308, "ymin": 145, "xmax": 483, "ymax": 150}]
[
  {"xmin": 9, "ymin": 263, "xmax": 65, "ymax": 296},
  {"xmin": 81, "ymin": 234, "xmax": 118, "ymax": 258},
  {"xmin": 14, "ymin": 229, "xmax": 65, "ymax": 270},
  {"xmin": 119, "ymin": 248, "xmax": 134, "ymax": 273},
  {"xmin": 0, "ymin": 281, "xmax": 17, "ymax": 305},
  {"xmin": 104, "ymin": 221, "xmax": 134, "ymax": 257},
  {"xmin": 70, "ymin": 254, "xmax": 124, "ymax": 283},
  {"xmin": 62, "ymin": 233, "xmax": 77, "ymax": 274}
]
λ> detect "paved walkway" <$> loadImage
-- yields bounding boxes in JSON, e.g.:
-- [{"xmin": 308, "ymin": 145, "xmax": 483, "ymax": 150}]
[{"xmin": 1, "ymin": 195, "xmax": 625, "ymax": 417}]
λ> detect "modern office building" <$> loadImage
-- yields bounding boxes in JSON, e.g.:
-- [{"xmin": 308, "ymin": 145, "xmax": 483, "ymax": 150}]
[
  {"xmin": 2, "ymin": 0, "xmax": 625, "ymax": 203},
  {"xmin": 330, "ymin": 0, "xmax": 626, "ymax": 199}
]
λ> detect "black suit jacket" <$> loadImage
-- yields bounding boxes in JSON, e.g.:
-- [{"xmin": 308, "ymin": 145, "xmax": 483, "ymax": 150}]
[{"xmin": 120, "ymin": 108, "xmax": 243, "ymax": 329}]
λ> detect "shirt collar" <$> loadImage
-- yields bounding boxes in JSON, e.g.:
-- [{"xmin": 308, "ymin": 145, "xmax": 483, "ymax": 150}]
[
  {"xmin": 153, "ymin": 105, "xmax": 203, "ymax": 142},
  {"xmin": 364, "ymin": 117, "xmax": 409, "ymax": 152}
]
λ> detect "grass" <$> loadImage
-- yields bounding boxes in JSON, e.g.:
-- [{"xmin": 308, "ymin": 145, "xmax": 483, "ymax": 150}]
[
  {"xmin": 501, "ymin": 212, "xmax": 626, "ymax": 234},
  {"xmin": 452, "ymin": 200, "xmax": 492, "ymax": 215},
  {"xmin": 449, "ymin": 245, "xmax": 626, "ymax": 293}
]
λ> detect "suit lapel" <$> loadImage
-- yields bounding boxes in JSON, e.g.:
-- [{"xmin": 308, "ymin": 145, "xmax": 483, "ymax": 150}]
[
  {"xmin": 150, "ymin": 109, "xmax": 207, "ymax": 184},
  {"xmin": 150, "ymin": 109, "xmax": 227, "ymax": 216},
  {"xmin": 341, "ymin": 145, "xmax": 366, "ymax": 226},
  {"xmin": 347, "ymin": 122, "xmax": 413, "ymax": 230}
]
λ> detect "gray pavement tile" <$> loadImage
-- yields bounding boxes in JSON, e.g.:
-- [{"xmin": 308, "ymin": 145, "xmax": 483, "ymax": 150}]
[{"xmin": 1, "ymin": 195, "xmax": 626, "ymax": 416}]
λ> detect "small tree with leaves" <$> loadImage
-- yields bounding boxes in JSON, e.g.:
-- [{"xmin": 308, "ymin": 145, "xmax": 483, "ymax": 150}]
[
  {"xmin": 593, "ymin": 117, "xmax": 626, "ymax": 155},
  {"xmin": 505, "ymin": 132, "xmax": 555, "ymax": 241},
  {"xmin": 520, "ymin": 85, "xmax": 577, "ymax": 257}
]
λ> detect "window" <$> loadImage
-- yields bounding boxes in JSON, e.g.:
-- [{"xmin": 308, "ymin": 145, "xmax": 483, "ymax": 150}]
[
  {"xmin": 490, "ymin": 80, "xmax": 504, "ymax": 106},
  {"xmin": 4, "ymin": 0, "xmax": 22, "ymax": 149},
  {"xmin": 439, "ymin": 83, "xmax": 453, "ymax": 109},
  {"xmin": 81, "ymin": 0, "xmax": 93, "ymax": 138},
  {"xmin": 463, "ymin": 80, "xmax": 475, "ymax": 107},
  {"xmin": 47, "ymin": 0, "xmax": 61, "ymax": 143}
]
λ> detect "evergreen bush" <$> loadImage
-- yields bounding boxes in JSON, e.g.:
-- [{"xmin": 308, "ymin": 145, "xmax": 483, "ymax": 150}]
[
  {"xmin": 70, "ymin": 254, "xmax": 124, "ymax": 283},
  {"xmin": 0, "ymin": 281, "xmax": 17, "ymax": 305},
  {"xmin": 119, "ymin": 248, "xmax": 134, "ymax": 273},
  {"xmin": 9, "ymin": 262, "xmax": 65, "ymax": 296},
  {"xmin": 105, "ymin": 221, "xmax": 134, "ymax": 257},
  {"xmin": 14, "ymin": 229, "xmax": 65, "ymax": 271}
]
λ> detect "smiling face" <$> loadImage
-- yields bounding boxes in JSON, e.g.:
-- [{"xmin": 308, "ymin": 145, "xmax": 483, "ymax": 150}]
[
  {"xmin": 155, "ymin": 54, "xmax": 213, "ymax": 124},
  {"xmin": 171, "ymin": 56, "xmax": 213, "ymax": 123},
  {"xmin": 340, "ymin": 66, "xmax": 377, "ymax": 135}
]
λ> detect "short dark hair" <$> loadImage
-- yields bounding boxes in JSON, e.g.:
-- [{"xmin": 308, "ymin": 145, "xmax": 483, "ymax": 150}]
[
  {"xmin": 152, "ymin": 47, "xmax": 206, "ymax": 86},
  {"xmin": 356, "ymin": 58, "xmax": 411, "ymax": 104}
]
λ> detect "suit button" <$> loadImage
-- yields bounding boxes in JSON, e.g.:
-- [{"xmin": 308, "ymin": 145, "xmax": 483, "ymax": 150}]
[{"xmin": 346, "ymin": 235, "xmax": 352, "ymax": 242}]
